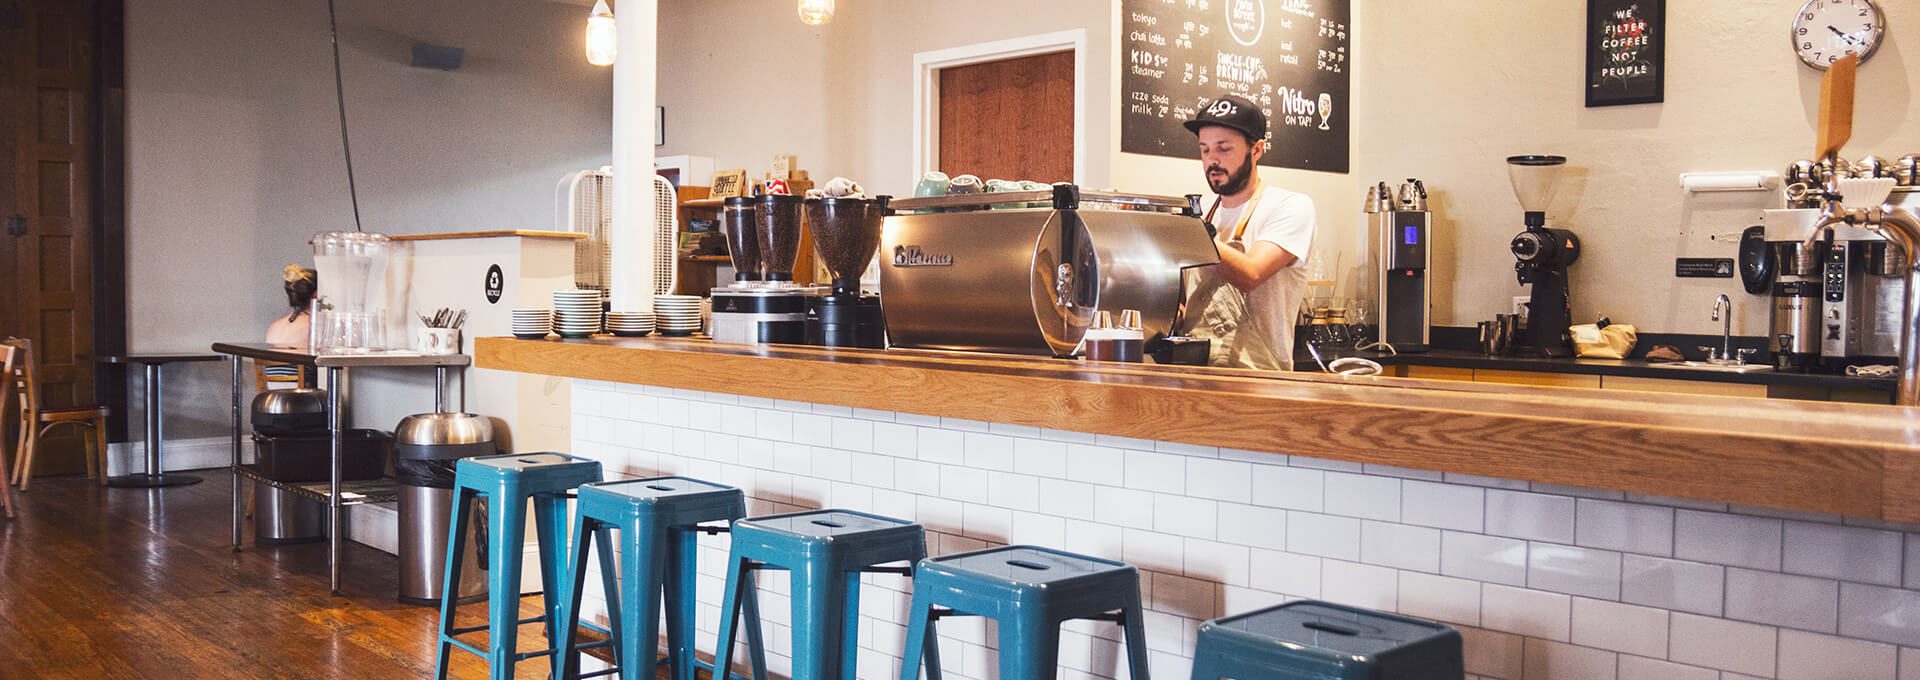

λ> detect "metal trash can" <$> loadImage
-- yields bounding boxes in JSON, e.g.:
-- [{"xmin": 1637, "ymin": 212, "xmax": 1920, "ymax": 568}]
[
  {"xmin": 255, "ymin": 481, "xmax": 326, "ymax": 544},
  {"xmin": 393, "ymin": 412, "xmax": 495, "ymax": 605},
  {"xmin": 1192, "ymin": 600, "xmax": 1464, "ymax": 679}
]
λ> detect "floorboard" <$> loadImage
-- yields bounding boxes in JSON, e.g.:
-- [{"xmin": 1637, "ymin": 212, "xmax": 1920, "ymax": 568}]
[{"xmin": 0, "ymin": 470, "xmax": 672, "ymax": 679}]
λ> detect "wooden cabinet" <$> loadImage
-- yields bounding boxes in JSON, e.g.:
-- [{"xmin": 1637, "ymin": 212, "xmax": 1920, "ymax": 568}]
[{"xmin": 676, "ymin": 189, "xmax": 818, "ymax": 295}]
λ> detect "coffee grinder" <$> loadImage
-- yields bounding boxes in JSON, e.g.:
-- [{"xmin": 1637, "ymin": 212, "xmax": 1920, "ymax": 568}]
[
  {"xmin": 803, "ymin": 196, "xmax": 890, "ymax": 348},
  {"xmin": 710, "ymin": 193, "xmax": 822, "ymax": 345},
  {"xmin": 1506, "ymin": 155, "xmax": 1581, "ymax": 357}
]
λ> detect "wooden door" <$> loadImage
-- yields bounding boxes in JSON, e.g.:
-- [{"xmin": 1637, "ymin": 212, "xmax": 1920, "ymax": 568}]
[
  {"xmin": 1, "ymin": 0, "xmax": 96, "ymax": 474},
  {"xmin": 937, "ymin": 50, "xmax": 1074, "ymax": 183}
]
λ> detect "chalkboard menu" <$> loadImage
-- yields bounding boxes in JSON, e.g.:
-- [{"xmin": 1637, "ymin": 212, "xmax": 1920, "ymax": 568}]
[
  {"xmin": 1121, "ymin": 0, "xmax": 1352, "ymax": 173},
  {"xmin": 1585, "ymin": 0, "xmax": 1664, "ymax": 107}
]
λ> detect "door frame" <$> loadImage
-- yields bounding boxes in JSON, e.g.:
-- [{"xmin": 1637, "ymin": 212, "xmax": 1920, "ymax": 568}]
[{"xmin": 911, "ymin": 29, "xmax": 1087, "ymax": 186}]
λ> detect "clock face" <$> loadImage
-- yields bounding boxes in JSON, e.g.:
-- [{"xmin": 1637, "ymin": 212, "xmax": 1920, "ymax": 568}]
[{"xmin": 1793, "ymin": 0, "xmax": 1886, "ymax": 69}]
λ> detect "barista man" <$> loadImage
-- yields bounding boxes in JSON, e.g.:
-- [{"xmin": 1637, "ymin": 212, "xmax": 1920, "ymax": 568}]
[{"xmin": 1185, "ymin": 94, "xmax": 1317, "ymax": 370}]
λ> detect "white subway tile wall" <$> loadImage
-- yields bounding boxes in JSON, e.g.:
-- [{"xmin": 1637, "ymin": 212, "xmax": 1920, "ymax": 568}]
[{"xmin": 569, "ymin": 381, "xmax": 1920, "ymax": 679}]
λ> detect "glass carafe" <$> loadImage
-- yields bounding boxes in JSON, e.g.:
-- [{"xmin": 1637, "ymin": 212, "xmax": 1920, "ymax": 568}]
[{"xmin": 310, "ymin": 231, "xmax": 402, "ymax": 354}]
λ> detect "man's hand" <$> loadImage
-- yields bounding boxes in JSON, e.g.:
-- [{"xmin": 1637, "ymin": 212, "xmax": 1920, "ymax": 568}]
[{"xmin": 1214, "ymin": 239, "xmax": 1299, "ymax": 292}]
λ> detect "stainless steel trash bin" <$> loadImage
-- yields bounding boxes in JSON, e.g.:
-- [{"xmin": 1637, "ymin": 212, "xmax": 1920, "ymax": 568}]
[
  {"xmin": 394, "ymin": 412, "xmax": 495, "ymax": 605},
  {"xmin": 254, "ymin": 481, "xmax": 324, "ymax": 545}
]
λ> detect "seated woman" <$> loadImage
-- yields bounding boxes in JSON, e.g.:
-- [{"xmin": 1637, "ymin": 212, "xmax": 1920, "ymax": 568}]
[{"xmin": 261, "ymin": 265, "xmax": 316, "ymax": 386}]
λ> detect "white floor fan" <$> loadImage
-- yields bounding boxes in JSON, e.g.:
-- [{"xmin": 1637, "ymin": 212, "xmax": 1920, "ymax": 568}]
[{"xmin": 555, "ymin": 168, "xmax": 679, "ymax": 300}]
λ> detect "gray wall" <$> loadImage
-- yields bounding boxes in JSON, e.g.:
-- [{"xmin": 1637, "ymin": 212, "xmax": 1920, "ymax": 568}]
[{"xmin": 123, "ymin": 0, "xmax": 611, "ymax": 441}]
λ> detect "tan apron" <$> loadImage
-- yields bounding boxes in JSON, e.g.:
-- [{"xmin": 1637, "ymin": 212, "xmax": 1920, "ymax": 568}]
[{"xmin": 1176, "ymin": 184, "xmax": 1288, "ymax": 370}]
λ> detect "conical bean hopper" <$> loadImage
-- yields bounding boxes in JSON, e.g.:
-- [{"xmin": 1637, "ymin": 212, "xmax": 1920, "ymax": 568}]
[{"xmin": 804, "ymin": 196, "xmax": 890, "ymax": 348}]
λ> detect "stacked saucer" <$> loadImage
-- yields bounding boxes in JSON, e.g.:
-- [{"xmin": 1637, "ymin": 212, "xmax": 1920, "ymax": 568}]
[
  {"xmin": 606, "ymin": 311, "xmax": 655, "ymax": 337},
  {"xmin": 654, "ymin": 295, "xmax": 704, "ymax": 337},
  {"xmin": 510, "ymin": 309, "xmax": 551, "ymax": 339},
  {"xmin": 553, "ymin": 289, "xmax": 604, "ymax": 338}
]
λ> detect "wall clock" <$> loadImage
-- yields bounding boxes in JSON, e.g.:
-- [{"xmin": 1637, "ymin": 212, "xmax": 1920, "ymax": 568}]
[{"xmin": 1793, "ymin": 0, "xmax": 1886, "ymax": 70}]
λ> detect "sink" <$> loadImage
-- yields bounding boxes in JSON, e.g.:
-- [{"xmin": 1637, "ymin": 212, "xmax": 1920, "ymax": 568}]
[{"xmin": 1664, "ymin": 361, "xmax": 1774, "ymax": 373}]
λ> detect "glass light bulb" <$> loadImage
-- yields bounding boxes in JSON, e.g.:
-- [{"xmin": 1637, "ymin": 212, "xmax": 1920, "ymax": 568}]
[
  {"xmin": 797, "ymin": 0, "xmax": 834, "ymax": 26},
  {"xmin": 585, "ymin": 0, "xmax": 616, "ymax": 66}
]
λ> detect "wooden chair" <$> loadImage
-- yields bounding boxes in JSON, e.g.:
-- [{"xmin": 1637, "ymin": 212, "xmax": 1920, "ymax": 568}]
[
  {"xmin": 254, "ymin": 360, "xmax": 309, "ymax": 391},
  {"xmin": 6, "ymin": 338, "xmax": 110, "ymax": 490},
  {"xmin": 0, "ymin": 344, "xmax": 17, "ymax": 517}
]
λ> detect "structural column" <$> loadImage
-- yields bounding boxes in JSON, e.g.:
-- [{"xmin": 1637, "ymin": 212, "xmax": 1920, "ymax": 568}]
[{"xmin": 609, "ymin": 0, "xmax": 658, "ymax": 313}]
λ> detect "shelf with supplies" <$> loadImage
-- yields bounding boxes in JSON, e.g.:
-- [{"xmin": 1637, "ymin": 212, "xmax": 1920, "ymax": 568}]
[{"xmin": 233, "ymin": 465, "xmax": 401, "ymax": 506}]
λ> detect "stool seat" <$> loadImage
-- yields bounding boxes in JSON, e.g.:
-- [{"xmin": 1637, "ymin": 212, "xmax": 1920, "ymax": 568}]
[
  {"xmin": 1191, "ymin": 601, "xmax": 1462, "ymax": 680},
  {"xmin": 716, "ymin": 509, "xmax": 933, "ymax": 680},
  {"xmin": 457, "ymin": 452, "xmax": 603, "ymax": 488},
  {"xmin": 900, "ymin": 545, "xmax": 1149, "ymax": 680}
]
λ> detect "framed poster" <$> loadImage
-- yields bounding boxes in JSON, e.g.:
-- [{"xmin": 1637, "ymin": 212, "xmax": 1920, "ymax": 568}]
[{"xmin": 1586, "ymin": 0, "xmax": 1664, "ymax": 107}]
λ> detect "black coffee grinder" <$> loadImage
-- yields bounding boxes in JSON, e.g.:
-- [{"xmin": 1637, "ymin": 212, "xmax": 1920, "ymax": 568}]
[
  {"xmin": 804, "ymin": 196, "xmax": 890, "ymax": 348},
  {"xmin": 1506, "ymin": 155, "xmax": 1582, "ymax": 357}
]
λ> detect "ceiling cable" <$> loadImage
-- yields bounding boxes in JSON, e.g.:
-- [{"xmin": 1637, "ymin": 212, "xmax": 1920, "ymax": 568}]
[{"xmin": 326, "ymin": 0, "xmax": 364, "ymax": 232}]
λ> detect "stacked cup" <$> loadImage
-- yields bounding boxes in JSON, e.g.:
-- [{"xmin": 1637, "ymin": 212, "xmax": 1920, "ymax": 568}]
[
  {"xmin": 510, "ymin": 309, "xmax": 552, "ymax": 339},
  {"xmin": 653, "ymin": 295, "xmax": 704, "ymax": 337},
  {"xmin": 606, "ymin": 311, "xmax": 655, "ymax": 337},
  {"xmin": 552, "ymin": 289, "xmax": 604, "ymax": 338}
]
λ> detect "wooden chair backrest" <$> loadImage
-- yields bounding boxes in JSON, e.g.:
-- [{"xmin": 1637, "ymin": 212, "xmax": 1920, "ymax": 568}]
[
  {"xmin": 0, "ymin": 341, "xmax": 17, "ymax": 421},
  {"xmin": 2, "ymin": 338, "xmax": 34, "ymax": 418},
  {"xmin": 253, "ymin": 360, "xmax": 307, "ymax": 391}
]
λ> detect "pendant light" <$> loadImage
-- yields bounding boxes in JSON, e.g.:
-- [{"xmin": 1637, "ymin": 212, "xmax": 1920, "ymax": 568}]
[
  {"xmin": 797, "ymin": 0, "xmax": 834, "ymax": 26},
  {"xmin": 585, "ymin": 0, "xmax": 616, "ymax": 66}
]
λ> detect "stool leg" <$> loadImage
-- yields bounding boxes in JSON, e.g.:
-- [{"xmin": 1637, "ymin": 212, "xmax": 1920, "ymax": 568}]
[
  {"xmin": 791, "ymin": 560, "xmax": 850, "ymax": 680},
  {"xmin": 434, "ymin": 487, "xmax": 479, "ymax": 680},
  {"xmin": 897, "ymin": 583, "xmax": 933, "ymax": 680},
  {"xmin": 1189, "ymin": 635, "xmax": 1221, "ymax": 680},
  {"xmin": 999, "ymin": 614, "xmax": 1060, "ymax": 680},
  {"xmin": 1120, "ymin": 589, "xmax": 1152, "ymax": 680},
  {"xmin": 740, "ymin": 567, "xmax": 769, "ymax": 680},
  {"xmin": 618, "ymin": 521, "xmax": 667, "ymax": 680},
  {"xmin": 596, "ymin": 524, "xmax": 624, "ymax": 675},
  {"xmin": 486, "ymin": 492, "xmax": 530, "ymax": 680},
  {"xmin": 711, "ymin": 554, "xmax": 751, "ymax": 679},
  {"xmin": 534, "ymin": 495, "xmax": 572, "ymax": 647},
  {"xmin": 557, "ymin": 513, "xmax": 596, "ymax": 679},
  {"xmin": 664, "ymin": 528, "xmax": 697, "ymax": 680},
  {"xmin": 839, "ymin": 570, "xmax": 862, "ymax": 678}
]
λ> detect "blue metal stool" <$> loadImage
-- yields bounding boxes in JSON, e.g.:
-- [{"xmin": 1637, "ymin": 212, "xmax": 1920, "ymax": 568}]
[
  {"xmin": 713, "ymin": 509, "xmax": 939, "ymax": 680},
  {"xmin": 899, "ymin": 545, "xmax": 1150, "ymax": 680},
  {"xmin": 556, "ymin": 476, "xmax": 769, "ymax": 680},
  {"xmin": 433, "ymin": 452, "xmax": 603, "ymax": 680},
  {"xmin": 1190, "ymin": 600, "xmax": 1463, "ymax": 679}
]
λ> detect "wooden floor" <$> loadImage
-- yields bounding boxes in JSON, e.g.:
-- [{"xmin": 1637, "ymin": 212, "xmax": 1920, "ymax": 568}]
[{"xmin": 0, "ymin": 469, "xmax": 647, "ymax": 679}]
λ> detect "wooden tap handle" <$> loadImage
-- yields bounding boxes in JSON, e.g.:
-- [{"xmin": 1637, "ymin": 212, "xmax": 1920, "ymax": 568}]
[{"xmin": 1817, "ymin": 54, "xmax": 1858, "ymax": 163}]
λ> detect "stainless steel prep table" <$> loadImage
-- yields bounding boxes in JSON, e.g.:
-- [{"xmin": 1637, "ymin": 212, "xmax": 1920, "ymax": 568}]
[{"xmin": 211, "ymin": 342, "xmax": 470, "ymax": 595}]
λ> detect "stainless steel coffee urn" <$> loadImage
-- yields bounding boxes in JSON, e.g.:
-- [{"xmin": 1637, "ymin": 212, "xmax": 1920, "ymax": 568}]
[{"xmin": 1366, "ymin": 179, "xmax": 1432, "ymax": 352}]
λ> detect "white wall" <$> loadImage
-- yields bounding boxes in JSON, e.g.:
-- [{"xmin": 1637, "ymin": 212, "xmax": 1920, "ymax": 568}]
[
  {"xmin": 124, "ymin": 0, "xmax": 610, "ymax": 439},
  {"xmin": 1353, "ymin": 2, "xmax": 1920, "ymax": 334}
]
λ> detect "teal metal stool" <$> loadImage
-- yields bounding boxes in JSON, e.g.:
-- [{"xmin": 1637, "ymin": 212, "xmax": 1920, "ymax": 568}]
[
  {"xmin": 712, "ymin": 509, "xmax": 939, "ymax": 680},
  {"xmin": 555, "ymin": 476, "xmax": 769, "ymax": 680},
  {"xmin": 1190, "ymin": 600, "xmax": 1463, "ymax": 679},
  {"xmin": 899, "ymin": 545, "xmax": 1150, "ymax": 680},
  {"xmin": 433, "ymin": 452, "xmax": 603, "ymax": 680}
]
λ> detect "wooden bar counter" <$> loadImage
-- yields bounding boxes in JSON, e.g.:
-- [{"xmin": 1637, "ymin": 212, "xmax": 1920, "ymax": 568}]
[{"xmin": 477, "ymin": 335, "xmax": 1920, "ymax": 523}]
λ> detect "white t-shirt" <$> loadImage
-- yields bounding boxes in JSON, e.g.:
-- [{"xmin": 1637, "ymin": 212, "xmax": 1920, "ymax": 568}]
[{"xmin": 1206, "ymin": 186, "xmax": 1317, "ymax": 370}]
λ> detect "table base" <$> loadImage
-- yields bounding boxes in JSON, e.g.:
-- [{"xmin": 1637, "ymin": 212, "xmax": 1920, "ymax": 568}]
[{"xmin": 108, "ymin": 473, "xmax": 204, "ymax": 488}]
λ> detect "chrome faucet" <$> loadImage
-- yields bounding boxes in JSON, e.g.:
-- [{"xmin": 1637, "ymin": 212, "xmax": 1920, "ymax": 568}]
[{"xmin": 1710, "ymin": 294, "xmax": 1732, "ymax": 363}]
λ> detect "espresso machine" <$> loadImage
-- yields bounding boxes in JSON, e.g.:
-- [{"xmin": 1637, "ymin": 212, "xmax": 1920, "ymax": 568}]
[
  {"xmin": 1506, "ymin": 155, "xmax": 1582, "ymax": 357},
  {"xmin": 804, "ymin": 196, "xmax": 889, "ymax": 348},
  {"xmin": 1365, "ymin": 179, "xmax": 1432, "ymax": 352},
  {"xmin": 710, "ymin": 193, "xmax": 823, "ymax": 345},
  {"xmin": 881, "ymin": 185, "xmax": 1218, "ymax": 356}
]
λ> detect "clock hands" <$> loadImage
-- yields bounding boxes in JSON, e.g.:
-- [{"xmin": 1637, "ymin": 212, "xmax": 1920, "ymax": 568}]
[{"xmin": 1828, "ymin": 25, "xmax": 1862, "ymax": 45}]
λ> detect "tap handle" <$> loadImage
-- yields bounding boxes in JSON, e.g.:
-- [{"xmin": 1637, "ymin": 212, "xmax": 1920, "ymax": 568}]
[
  {"xmin": 1697, "ymin": 345, "xmax": 1719, "ymax": 360},
  {"xmin": 1736, "ymin": 348, "xmax": 1758, "ymax": 364}
]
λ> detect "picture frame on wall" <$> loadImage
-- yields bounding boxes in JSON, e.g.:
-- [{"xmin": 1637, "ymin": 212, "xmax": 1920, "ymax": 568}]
[{"xmin": 1585, "ymin": 0, "xmax": 1665, "ymax": 107}]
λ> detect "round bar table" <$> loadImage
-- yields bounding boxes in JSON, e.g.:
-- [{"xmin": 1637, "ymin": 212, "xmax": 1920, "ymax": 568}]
[{"xmin": 101, "ymin": 353, "xmax": 229, "ymax": 487}]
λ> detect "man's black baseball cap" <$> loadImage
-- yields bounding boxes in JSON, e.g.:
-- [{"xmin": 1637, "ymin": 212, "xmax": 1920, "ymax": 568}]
[{"xmin": 1184, "ymin": 94, "xmax": 1266, "ymax": 142}]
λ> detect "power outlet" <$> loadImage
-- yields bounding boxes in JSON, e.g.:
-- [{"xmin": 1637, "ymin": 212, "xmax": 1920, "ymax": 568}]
[{"xmin": 1511, "ymin": 296, "xmax": 1530, "ymax": 321}]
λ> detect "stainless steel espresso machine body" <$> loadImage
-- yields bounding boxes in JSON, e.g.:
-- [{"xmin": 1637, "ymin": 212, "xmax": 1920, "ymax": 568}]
[
  {"xmin": 882, "ymin": 186, "xmax": 1218, "ymax": 356},
  {"xmin": 1366, "ymin": 179, "xmax": 1432, "ymax": 352},
  {"xmin": 1763, "ymin": 187, "xmax": 1917, "ymax": 370}
]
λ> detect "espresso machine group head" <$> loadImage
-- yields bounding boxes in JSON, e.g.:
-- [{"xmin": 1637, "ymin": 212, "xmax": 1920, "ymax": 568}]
[{"xmin": 1507, "ymin": 155, "xmax": 1581, "ymax": 357}]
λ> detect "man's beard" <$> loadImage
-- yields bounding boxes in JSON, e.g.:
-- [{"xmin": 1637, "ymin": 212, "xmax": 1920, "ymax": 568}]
[{"xmin": 1207, "ymin": 151, "xmax": 1256, "ymax": 196}]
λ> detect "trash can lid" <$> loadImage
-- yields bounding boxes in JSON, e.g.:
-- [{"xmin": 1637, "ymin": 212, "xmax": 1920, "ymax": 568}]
[
  {"xmin": 394, "ymin": 412, "xmax": 494, "ymax": 446},
  {"xmin": 1210, "ymin": 601, "xmax": 1454, "ymax": 657}
]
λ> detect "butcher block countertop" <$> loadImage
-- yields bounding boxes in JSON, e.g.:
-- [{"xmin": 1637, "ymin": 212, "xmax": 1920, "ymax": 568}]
[{"xmin": 476, "ymin": 335, "xmax": 1920, "ymax": 523}]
